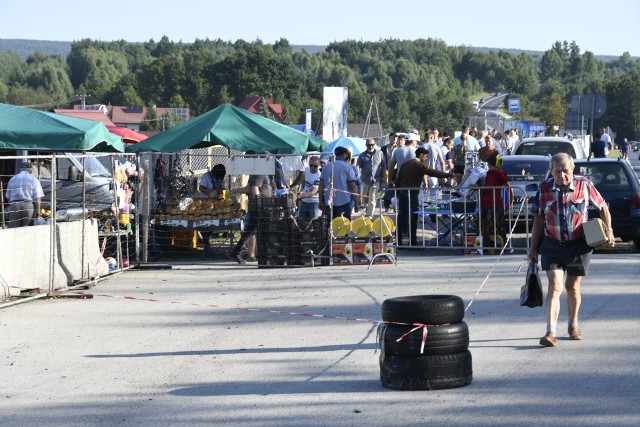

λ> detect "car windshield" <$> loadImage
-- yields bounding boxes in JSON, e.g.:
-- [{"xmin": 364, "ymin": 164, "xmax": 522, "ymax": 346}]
[
  {"xmin": 69, "ymin": 154, "xmax": 111, "ymax": 177},
  {"xmin": 515, "ymin": 142, "xmax": 577, "ymax": 158},
  {"xmin": 501, "ymin": 160, "xmax": 550, "ymax": 182},
  {"xmin": 574, "ymin": 163, "xmax": 631, "ymax": 192}
]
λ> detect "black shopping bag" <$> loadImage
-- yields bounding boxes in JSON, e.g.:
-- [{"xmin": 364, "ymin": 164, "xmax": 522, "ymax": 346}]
[{"xmin": 520, "ymin": 261, "xmax": 543, "ymax": 308}]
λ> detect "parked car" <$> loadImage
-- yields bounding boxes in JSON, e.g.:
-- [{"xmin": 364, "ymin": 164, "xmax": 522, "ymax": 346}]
[
  {"xmin": 500, "ymin": 155, "xmax": 551, "ymax": 225},
  {"xmin": 573, "ymin": 158, "xmax": 640, "ymax": 250},
  {"xmin": 631, "ymin": 141, "xmax": 639, "ymax": 152},
  {"xmin": 513, "ymin": 137, "xmax": 587, "ymax": 159},
  {"xmin": 4, "ymin": 151, "xmax": 115, "ymax": 211}
]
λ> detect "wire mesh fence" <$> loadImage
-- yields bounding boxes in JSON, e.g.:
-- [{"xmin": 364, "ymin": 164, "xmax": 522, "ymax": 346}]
[{"xmin": 1, "ymin": 149, "xmax": 535, "ymax": 301}]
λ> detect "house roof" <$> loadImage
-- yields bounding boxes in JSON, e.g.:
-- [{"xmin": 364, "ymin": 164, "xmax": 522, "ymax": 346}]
[
  {"xmin": 109, "ymin": 106, "xmax": 190, "ymax": 126},
  {"xmin": 52, "ymin": 109, "xmax": 116, "ymax": 126},
  {"xmin": 238, "ymin": 96, "xmax": 283, "ymax": 120},
  {"xmin": 110, "ymin": 106, "xmax": 146, "ymax": 125}
]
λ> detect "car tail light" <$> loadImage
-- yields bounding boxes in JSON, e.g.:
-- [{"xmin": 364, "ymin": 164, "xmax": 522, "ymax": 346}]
[{"xmin": 630, "ymin": 191, "xmax": 640, "ymax": 217}]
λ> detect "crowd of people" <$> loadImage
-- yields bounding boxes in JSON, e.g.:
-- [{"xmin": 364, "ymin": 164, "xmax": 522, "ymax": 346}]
[
  {"xmin": 312, "ymin": 125, "xmax": 524, "ymax": 246},
  {"xmin": 192, "ymin": 123, "xmax": 623, "ymax": 264}
]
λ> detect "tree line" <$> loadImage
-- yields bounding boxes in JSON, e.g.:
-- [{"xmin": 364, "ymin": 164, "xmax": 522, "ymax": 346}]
[{"xmin": 0, "ymin": 36, "xmax": 638, "ymax": 139}]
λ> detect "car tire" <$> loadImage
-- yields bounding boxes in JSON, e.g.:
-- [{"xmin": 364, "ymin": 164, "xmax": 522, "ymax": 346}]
[
  {"xmin": 379, "ymin": 322, "xmax": 469, "ymax": 356},
  {"xmin": 380, "ymin": 351, "xmax": 473, "ymax": 390},
  {"xmin": 633, "ymin": 238, "xmax": 640, "ymax": 252},
  {"xmin": 381, "ymin": 295, "xmax": 465, "ymax": 325}
]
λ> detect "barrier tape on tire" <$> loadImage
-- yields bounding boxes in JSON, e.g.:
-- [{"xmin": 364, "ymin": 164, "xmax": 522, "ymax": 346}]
[{"xmin": 69, "ymin": 290, "xmax": 434, "ymax": 353}]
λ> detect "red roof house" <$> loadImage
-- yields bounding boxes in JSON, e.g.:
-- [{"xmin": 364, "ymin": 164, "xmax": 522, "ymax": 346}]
[
  {"xmin": 238, "ymin": 96, "xmax": 283, "ymax": 121},
  {"xmin": 52, "ymin": 109, "xmax": 116, "ymax": 127}
]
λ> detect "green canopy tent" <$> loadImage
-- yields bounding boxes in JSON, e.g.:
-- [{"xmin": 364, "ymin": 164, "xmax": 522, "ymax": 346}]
[
  {"xmin": 0, "ymin": 103, "xmax": 124, "ymax": 152},
  {"xmin": 126, "ymin": 103, "xmax": 328, "ymax": 154}
]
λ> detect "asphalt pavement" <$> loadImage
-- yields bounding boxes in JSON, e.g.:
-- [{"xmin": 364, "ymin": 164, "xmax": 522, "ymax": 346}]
[
  {"xmin": 1, "ymin": 149, "xmax": 638, "ymax": 426},
  {"xmin": 1, "ymin": 247, "xmax": 639, "ymax": 426}
]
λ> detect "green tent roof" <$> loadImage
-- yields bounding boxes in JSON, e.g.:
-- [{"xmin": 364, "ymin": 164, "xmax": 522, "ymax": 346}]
[
  {"xmin": 0, "ymin": 103, "xmax": 124, "ymax": 152},
  {"xmin": 127, "ymin": 103, "xmax": 328, "ymax": 154}
]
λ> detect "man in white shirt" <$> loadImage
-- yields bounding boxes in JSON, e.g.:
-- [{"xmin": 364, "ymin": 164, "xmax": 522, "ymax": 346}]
[
  {"xmin": 424, "ymin": 131, "xmax": 446, "ymax": 203},
  {"xmin": 6, "ymin": 162, "xmax": 45, "ymax": 228},
  {"xmin": 297, "ymin": 156, "xmax": 322, "ymax": 222},
  {"xmin": 389, "ymin": 132, "xmax": 419, "ymax": 180},
  {"xmin": 600, "ymin": 127, "xmax": 611, "ymax": 156},
  {"xmin": 454, "ymin": 125, "xmax": 480, "ymax": 151}
]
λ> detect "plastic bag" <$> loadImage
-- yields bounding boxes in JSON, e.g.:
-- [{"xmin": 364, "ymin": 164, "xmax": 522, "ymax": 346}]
[{"xmin": 520, "ymin": 261, "xmax": 543, "ymax": 307}]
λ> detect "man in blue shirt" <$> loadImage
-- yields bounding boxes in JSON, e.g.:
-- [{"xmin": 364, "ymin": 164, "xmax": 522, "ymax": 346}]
[{"xmin": 318, "ymin": 146, "xmax": 359, "ymax": 222}]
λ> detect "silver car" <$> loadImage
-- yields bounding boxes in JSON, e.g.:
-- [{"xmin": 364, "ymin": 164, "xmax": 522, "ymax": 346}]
[
  {"xmin": 500, "ymin": 155, "xmax": 551, "ymax": 225},
  {"xmin": 513, "ymin": 137, "xmax": 587, "ymax": 159}
]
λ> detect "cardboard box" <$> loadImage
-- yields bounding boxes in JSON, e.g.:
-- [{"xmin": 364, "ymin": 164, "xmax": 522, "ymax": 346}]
[{"xmin": 583, "ymin": 218, "xmax": 607, "ymax": 247}]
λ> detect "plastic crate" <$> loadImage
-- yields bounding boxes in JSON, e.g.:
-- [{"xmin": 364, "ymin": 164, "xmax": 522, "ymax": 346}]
[{"xmin": 250, "ymin": 194, "xmax": 295, "ymax": 211}]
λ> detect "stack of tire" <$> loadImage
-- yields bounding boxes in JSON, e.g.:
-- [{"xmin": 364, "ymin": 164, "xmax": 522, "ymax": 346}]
[{"xmin": 379, "ymin": 295, "xmax": 472, "ymax": 390}]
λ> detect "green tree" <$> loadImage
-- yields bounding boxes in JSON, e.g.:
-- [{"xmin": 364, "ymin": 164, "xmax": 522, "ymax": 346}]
[
  {"xmin": 0, "ymin": 52, "xmax": 25, "ymax": 85},
  {"xmin": 136, "ymin": 54, "xmax": 186, "ymax": 106},
  {"xmin": 105, "ymin": 74, "xmax": 143, "ymax": 106},
  {"xmin": 5, "ymin": 85, "xmax": 51, "ymax": 106},
  {"xmin": 67, "ymin": 44, "xmax": 129, "ymax": 100},
  {"xmin": 22, "ymin": 52, "xmax": 73, "ymax": 102},
  {"xmin": 538, "ymin": 92, "xmax": 567, "ymax": 134},
  {"xmin": 540, "ymin": 43, "xmax": 567, "ymax": 82},
  {"xmin": 139, "ymin": 104, "xmax": 160, "ymax": 132},
  {"xmin": 605, "ymin": 70, "xmax": 640, "ymax": 140}
]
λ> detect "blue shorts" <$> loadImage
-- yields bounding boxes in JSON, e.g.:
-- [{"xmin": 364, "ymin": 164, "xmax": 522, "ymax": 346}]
[{"xmin": 540, "ymin": 237, "xmax": 592, "ymax": 276}]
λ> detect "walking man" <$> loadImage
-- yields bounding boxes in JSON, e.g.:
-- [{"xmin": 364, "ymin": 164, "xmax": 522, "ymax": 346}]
[
  {"xmin": 357, "ymin": 138, "xmax": 387, "ymax": 216},
  {"xmin": 528, "ymin": 153, "xmax": 614, "ymax": 347}
]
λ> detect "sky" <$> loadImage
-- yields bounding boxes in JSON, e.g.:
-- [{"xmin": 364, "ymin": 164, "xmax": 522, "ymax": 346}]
[{"xmin": 0, "ymin": 0, "xmax": 638, "ymax": 57}]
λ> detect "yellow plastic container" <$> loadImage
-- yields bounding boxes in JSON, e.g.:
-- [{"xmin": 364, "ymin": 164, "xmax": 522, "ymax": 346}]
[{"xmin": 118, "ymin": 213, "xmax": 130, "ymax": 225}]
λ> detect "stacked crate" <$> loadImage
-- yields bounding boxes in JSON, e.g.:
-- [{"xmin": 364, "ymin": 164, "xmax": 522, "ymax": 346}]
[
  {"xmin": 290, "ymin": 217, "xmax": 329, "ymax": 266},
  {"xmin": 256, "ymin": 195, "xmax": 295, "ymax": 267}
]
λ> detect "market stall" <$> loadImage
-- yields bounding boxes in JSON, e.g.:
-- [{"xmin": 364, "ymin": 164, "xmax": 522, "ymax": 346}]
[
  {"xmin": 127, "ymin": 104, "xmax": 328, "ymax": 261},
  {"xmin": 0, "ymin": 103, "xmax": 126, "ymax": 297}
]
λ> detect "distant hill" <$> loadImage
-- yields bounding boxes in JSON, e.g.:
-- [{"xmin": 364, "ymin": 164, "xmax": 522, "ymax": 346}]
[
  {"xmin": 0, "ymin": 38, "xmax": 327, "ymax": 59},
  {"xmin": 0, "ymin": 39, "xmax": 72, "ymax": 59},
  {"xmin": 0, "ymin": 38, "xmax": 631, "ymax": 62}
]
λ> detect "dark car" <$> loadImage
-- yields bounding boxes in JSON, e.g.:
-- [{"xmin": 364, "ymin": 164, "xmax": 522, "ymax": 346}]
[{"xmin": 573, "ymin": 158, "xmax": 640, "ymax": 250}]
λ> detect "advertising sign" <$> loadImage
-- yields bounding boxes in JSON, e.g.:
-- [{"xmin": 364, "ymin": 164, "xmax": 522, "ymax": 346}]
[
  {"xmin": 322, "ymin": 87, "xmax": 348, "ymax": 141},
  {"xmin": 505, "ymin": 120, "xmax": 546, "ymax": 137}
]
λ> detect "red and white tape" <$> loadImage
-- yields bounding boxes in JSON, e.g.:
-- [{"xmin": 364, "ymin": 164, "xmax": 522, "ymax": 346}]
[{"xmin": 71, "ymin": 291, "xmax": 433, "ymax": 352}]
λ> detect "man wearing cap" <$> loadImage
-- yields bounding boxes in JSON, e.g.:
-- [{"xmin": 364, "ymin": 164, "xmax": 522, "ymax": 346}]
[
  {"xmin": 357, "ymin": 138, "xmax": 387, "ymax": 216},
  {"xmin": 6, "ymin": 162, "xmax": 45, "ymax": 228}
]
